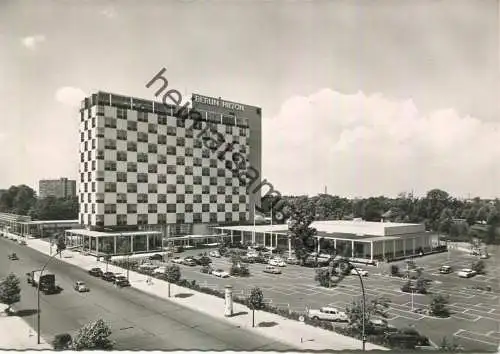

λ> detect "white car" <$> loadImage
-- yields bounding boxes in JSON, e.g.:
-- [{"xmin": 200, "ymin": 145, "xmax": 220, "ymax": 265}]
[
  {"xmin": 153, "ymin": 266, "xmax": 166, "ymax": 275},
  {"xmin": 269, "ymin": 258, "xmax": 286, "ymax": 267},
  {"xmin": 263, "ymin": 265, "xmax": 281, "ymax": 274},
  {"xmin": 171, "ymin": 257, "xmax": 184, "ymax": 264},
  {"xmin": 480, "ymin": 253, "xmax": 489, "ymax": 259},
  {"xmin": 457, "ymin": 268, "xmax": 477, "ymax": 278},
  {"xmin": 212, "ymin": 269, "xmax": 230, "ymax": 278},
  {"xmin": 209, "ymin": 251, "xmax": 221, "ymax": 258},
  {"xmin": 74, "ymin": 281, "xmax": 89, "ymax": 292},
  {"xmin": 307, "ymin": 307, "xmax": 348, "ymax": 322},
  {"xmin": 350, "ymin": 268, "xmax": 368, "ymax": 276}
]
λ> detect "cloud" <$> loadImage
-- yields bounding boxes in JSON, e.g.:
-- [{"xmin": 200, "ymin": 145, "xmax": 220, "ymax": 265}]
[
  {"xmin": 21, "ymin": 35, "xmax": 46, "ymax": 50},
  {"xmin": 100, "ymin": 6, "xmax": 117, "ymax": 19},
  {"xmin": 55, "ymin": 87, "xmax": 87, "ymax": 107},
  {"xmin": 263, "ymin": 89, "xmax": 500, "ymax": 198}
]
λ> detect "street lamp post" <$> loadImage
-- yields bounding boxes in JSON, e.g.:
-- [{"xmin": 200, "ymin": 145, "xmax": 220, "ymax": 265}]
[
  {"xmin": 339, "ymin": 259, "xmax": 367, "ymax": 351},
  {"xmin": 36, "ymin": 245, "xmax": 78, "ymax": 344}
]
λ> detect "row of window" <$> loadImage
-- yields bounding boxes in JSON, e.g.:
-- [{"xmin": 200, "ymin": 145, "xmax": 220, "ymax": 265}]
[
  {"xmin": 85, "ymin": 211, "xmax": 247, "ymax": 226},
  {"xmin": 99, "ymin": 181, "xmax": 242, "ymax": 193},
  {"xmin": 92, "ymin": 203, "xmax": 244, "ymax": 214},
  {"xmin": 82, "ymin": 192, "xmax": 247, "ymax": 204}
]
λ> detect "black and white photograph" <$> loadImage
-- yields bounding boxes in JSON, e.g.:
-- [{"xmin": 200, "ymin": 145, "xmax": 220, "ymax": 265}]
[{"xmin": 0, "ymin": 0, "xmax": 498, "ymax": 352}]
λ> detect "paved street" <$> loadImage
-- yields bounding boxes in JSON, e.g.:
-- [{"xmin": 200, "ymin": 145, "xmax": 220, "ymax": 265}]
[
  {"xmin": 175, "ymin": 247, "xmax": 500, "ymax": 352},
  {"xmin": 0, "ymin": 238, "xmax": 293, "ymax": 351}
]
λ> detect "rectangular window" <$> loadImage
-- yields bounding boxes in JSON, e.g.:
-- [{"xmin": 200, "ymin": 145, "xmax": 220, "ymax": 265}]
[
  {"xmin": 104, "ymin": 117, "xmax": 116, "ymax": 128},
  {"xmin": 202, "ymin": 185, "xmax": 210, "ymax": 194},
  {"xmin": 137, "ymin": 152, "xmax": 148, "ymax": 163},
  {"xmin": 127, "ymin": 183, "xmax": 137, "ymax": 193},
  {"xmin": 210, "ymin": 195, "xmax": 217, "ymax": 203},
  {"xmin": 157, "ymin": 174, "xmax": 167, "ymax": 183},
  {"xmin": 138, "ymin": 111, "xmax": 148, "ymax": 122},
  {"xmin": 176, "ymin": 156, "xmax": 185, "ymax": 165},
  {"xmin": 176, "ymin": 195, "xmax": 185, "ymax": 203},
  {"xmin": 127, "ymin": 121, "xmax": 137, "ymax": 131},
  {"xmin": 137, "ymin": 132, "xmax": 148, "ymax": 142},
  {"xmin": 167, "ymin": 184, "xmax": 176, "ymax": 193},
  {"xmin": 167, "ymin": 146, "xmax": 176, "ymax": 155},
  {"xmin": 117, "ymin": 130, "xmax": 127, "ymax": 140},
  {"xmin": 104, "ymin": 139, "xmax": 116, "ymax": 150},
  {"xmin": 167, "ymin": 165, "xmax": 176, "ymax": 174},
  {"xmin": 176, "ymin": 137, "xmax": 185, "ymax": 146},
  {"xmin": 210, "ymin": 159, "xmax": 217, "ymax": 168},
  {"xmin": 127, "ymin": 204, "xmax": 137, "ymax": 213},
  {"xmin": 167, "ymin": 126, "xmax": 176, "ymax": 136},
  {"xmin": 202, "ymin": 204, "xmax": 210, "ymax": 212},
  {"xmin": 176, "ymin": 175, "xmax": 185, "ymax": 184},
  {"xmin": 185, "ymin": 166, "xmax": 193, "ymax": 175},
  {"xmin": 104, "ymin": 182, "xmax": 116, "ymax": 192},
  {"xmin": 167, "ymin": 204, "xmax": 176, "ymax": 213},
  {"xmin": 225, "ymin": 177, "xmax": 232, "ymax": 186},
  {"xmin": 157, "ymin": 154, "xmax": 167, "ymax": 164},
  {"xmin": 158, "ymin": 115, "xmax": 167, "ymax": 125},
  {"xmin": 176, "ymin": 118, "xmax": 185, "ymax": 128},
  {"xmin": 157, "ymin": 135, "xmax": 167, "ymax": 144},
  {"xmin": 193, "ymin": 157, "xmax": 202, "ymax": 166},
  {"xmin": 202, "ymin": 150, "xmax": 210, "ymax": 158},
  {"xmin": 217, "ymin": 186, "xmax": 225, "ymax": 194},
  {"xmin": 194, "ymin": 195, "xmax": 202, "ymax": 203},
  {"xmin": 117, "ymin": 172, "xmax": 127, "ymax": 182},
  {"xmin": 117, "ymin": 151, "xmax": 127, "ymax": 161},
  {"xmin": 117, "ymin": 215, "xmax": 127, "ymax": 225},
  {"xmin": 158, "ymin": 194, "xmax": 167, "ymax": 203},
  {"xmin": 185, "ymin": 204, "xmax": 193, "ymax": 212},
  {"xmin": 148, "ymin": 204, "xmax": 157, "ymax": 213},
  {"xmin": 148, "ymin": 123, "xmax": 157, "ymax": 133},
  {"xmin": 194, "ymin": 139, "xmax": 202, "ymax": 148},
  {"xmin": 185, "ymin": 185, "xmax": 193, "ymax": 194},
  {"xmin": 185, "ymin": 147, "xmax": 193, "ymax": 156},
  {"xmin": 148, "ymin": 144, "xmax": 157, "ymax": 153},
  {"xmin": 117, "ymin": 108, "xmax": 128, "ymax": 119},
  {"xmin": 127, "ymin": 162, "xmax": 137, "ymax": 172},
  {"xmin": 96, "ymin": 193, "xmax": 104, "ymax": 203},
  {"xmin": 217, "ymin": 204, "xmax": 225, "ymax": 212},
  {"xmin": 210, "ymin": 177, "xmax": 217, "ymax": 186},
  {"xmin": 148, "ymin": 184, "xmax": 157, "ymax": 193},
  {"xmin": 137, "ymin": 173, "xmax": 148, "ymax": 183},
  {"xmin": 137, "ymin": 194, "xmax": 148, "ymax": 203},
  {"xmin": 193, "ymin": 176, "xmax": 202, "ymax": 185},
  {"xmin": 239, "ymin": 195, "xmax": 246, "ymax": 203},
  {"xmin": 127, "ymin": 141, "xmax": 137, "ymax": 152},
  {"xmin": 104, "ymin": 161, "xmax": 116, "ymax": 171},
  {"xmin": 117, "ymin": 193, "xmax": 127, "ymax": 203},
  {"xmin": 202, "ymin": 167, "xmax": 210, "ymax": 176},
  {"xmin": 225, "ymin": 195, "xmax": 232, "ymax": 203},
  {"xmin": 97, "ymin": 127, "xmax": 105, "ymax": 138}
]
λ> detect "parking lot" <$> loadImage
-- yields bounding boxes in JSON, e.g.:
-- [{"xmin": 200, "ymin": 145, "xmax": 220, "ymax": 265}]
[{"xmin": 170, "ymin": 247, "xmax": 499, "ymax": 351}]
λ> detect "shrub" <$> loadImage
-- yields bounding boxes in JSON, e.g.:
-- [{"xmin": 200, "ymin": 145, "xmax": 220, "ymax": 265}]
[
  {"xmin": 471, "ymin": 260, "xmax": 486, "ymax": 274},
  {"xmin": 71, "ymin": 319, "xmax": 113, "ymax": 350},
  {"xmin": 52, "ymin": 333, "xmax": 72, "ymax": 350},
  {"xmin": 230, "ymin": 264, "xmax": 250, "ymax": 277},
  {"xmin": 314, "ymin": 268, "xmax": 331, "ymax": 287},
  {"xmin": 429, "ymin": 294, "xmax": 450, "ymax": 317}
]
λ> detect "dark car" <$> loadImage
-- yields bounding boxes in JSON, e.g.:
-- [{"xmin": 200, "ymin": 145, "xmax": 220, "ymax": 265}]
[
  {"xmin": 385, "ymin": 328, "xmax": 430, "ymax": 348},
  {"xmin": 114, "ymin": 276, "xmax": 130, "ymax": 287},
  {"xmin": 183, "ymin": 258, "xmax": 196, "ymax": 266},
  {"xmin": 102, "ymin": 272, "xmax": 116, "ymax": 282},
  {"xmin": 149, "ymin": 254, "xmax": 163, "ymax": 261},
  {"xmin": 89, "ymin": 267, "xmax": 103, "ymax": 277},
  {"xmin": 8, "ymin": 253, "xmax": 19, "ymax": 260}
]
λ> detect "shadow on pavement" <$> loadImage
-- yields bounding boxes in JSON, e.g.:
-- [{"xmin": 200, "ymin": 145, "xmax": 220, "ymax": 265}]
[
  {"xmin": 174, "ymin": 293, "xmax": 194, "ymax": 298},
  {"xmin": 230, "ymin": 311, "xmax": 248, "ymax": 317},
  {"xmin": 12, "ymin": 309, "xmax": 38, "ymax": 317},
  {"xmin": 258, "ymin": 321, "xmax": 278, "ymax": 328}
]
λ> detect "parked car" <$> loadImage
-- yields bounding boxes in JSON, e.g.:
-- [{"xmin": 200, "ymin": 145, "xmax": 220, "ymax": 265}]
[
  {"xmin": 384, "ymin": 328, "xmax": 430, "ymax": 348},
  {"xmin": 153, "ymin": 266, "xmax": 166, "ymax": 275},
  {"xmin": 183, "ymin": 258, "xmax": 197, "ymax": 266},
  {"xmin": 458, "ymin": 268, "xmax": 477, "ymax": 278},
  {"xmin": 171, "ymin": 257, "xmax": 184, "ymax": 264},
  {"xmin": 369, "ymin": 319, "xmax": 397, "ymax": 334},
  {"xmin": 74, "ymin": 281, "xmax": 89, "ymax": 292},
  {"xmin": 263, "ymin": 265, "xmax": 281, "ymax": 274},
  {"xmin": 88, "ymin": 267, "xmax": 103, "ymax": 277},
  {"xmin": 307, "ymin": 307, "xmax": 348, "ymax": 322},
  {"xmin": 439, "ymin": 265, "xmax": 453, "ymax": 274},
  {"xmin": 149, "ymin": 254, "xmax": 163, "ymax": 261},
  {"xmin": 209, "ymin": 250, "xmax": 221, "ymax": 258},
  {"xmin": 212, "ymin": 269, "xmax": 230, "ymax": 278},
  {"xmin": 350, "ymin": 268, "xmax": 368, "ymax": 276},
  {"xmin": 269, "ymin": 258, "xmax": 286, "ymax": 267},
  {"xmin": 114, "ymin": 275, "xmax": 131, "ymax": 287},
  {"xmin": 200, "ymin": 265, "xmax": 213, "ymax": 274},
  {"xmin": 19, "ymin": 240, "xmax": 27, "ymax": 246},
  {"xmin": 286, "ymin": 257, "xmax": 300, "ymax": 265},
  {"xmin": 8, "ymin": 253, "xmax": 18, "ymax": 260},
  {"xmin": 102, "ymin": 272, "xmax": 116, "ymax": 282}
]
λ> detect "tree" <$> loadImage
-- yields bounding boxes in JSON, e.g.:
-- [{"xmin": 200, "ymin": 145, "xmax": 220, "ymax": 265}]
[
  {"xmin": 0, "ymin": 273, "xmax": 21, "ymax": 313},
  {"xmin": 247, "ymin": 287, "xmax": 264, "ymax": 327},
  {"xmin": 314, "ymin": 268, "xmax": 331, "ymax": 287},
  {"xmin": 72, "ymin": 319, "xmax": 113, "ymax": 350},
  {"xmin": 198, "ymin": 256, "xmax": 211, "ymax": 266},
  {"xmin": 52, "ymin": 333, "xmax": 72, "ymax": 350},
  {"xmin": 345, "ymin": 297, "xmax": 390, "ymax": 334},
  {"xmin": 56, "ymin": 235, "xmax": 66, "ymax": 258},
  {"xmin": 288, "ymin": 206, "xmax": 317, "ymax": 265},
  {"xmin": 102, "ymin": 244, "xmax": 113, "ymax": 272},
  {"xmin": 429, "ymin": 294, "xmax": 450, "ymax": 317},
  {"xmin": 165, "ymin": 264, "xmax": 181, "ymax": 298},
  {"xmin": 471, "ymin": 260, "xmax": 486, "ymax": 274}
]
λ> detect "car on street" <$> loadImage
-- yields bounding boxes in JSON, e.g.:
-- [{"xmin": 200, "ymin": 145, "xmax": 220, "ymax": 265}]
[
  {"xmin": 209, "ymin": 250, "xmax": 221, "ymax": 258},
  {"xmin": 74, "ymin": 281, "xmax": 89, "ymax": 292},
  {"xmin": 307, "ymin": 307, "xmax": 348, "ymax": 322},
  {"xmin": 149, "ymin": 253, "xmax": 163, "ymax": 261},
  {"xmin": 8, "ymin": 253, "xmax": 18, "ymax": 260},
  {"xmin": 439, "ymin": 265, "xmax": 453, "ymax": 274},
  {"xmin": 171, "ymin": 257, "xmax": 184, "ymax": 264},
  {"xmin": 88, "ymin": 267, "xmax": 103, "ymax": 277},
  {"xmin": 263, "ymin": 265, "xmax": 281, "ymax": 274},
  {"xmin": 102, "ymin": 272, "xmax": 116, "ymax": 282},
  {"xmin": 183, "ymin": 258, "xmax": 197, "ymax": 266},
  {"xmin": 269, "ymin": 258, "xmax": 286, "ymax": 267},
  {"xmin": 139, "ymin": 263, "xmax": 158, "ymax": 272},
  {"xmin": 114, "ymin": 275, "xmax": 131, "ymax": 287},
  {"xmin": 212, "ymin": 269, "xmax": 230, "ymax": 278},
  {"xmin": 457, "ymin": 268, "xmax": 477, "ymax": 278},
  {"xmin": 384, "ymin": 328, "xmax": 430, "ymax": 347},
  {"xmin": 350, "ymin": 267, "xmax": 368, "ymax": 276}
]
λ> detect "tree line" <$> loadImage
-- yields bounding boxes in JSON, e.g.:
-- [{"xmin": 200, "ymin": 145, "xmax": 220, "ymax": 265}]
[
  {"xmin": 0, "ymin": 185, "xmax": 78, "ymax": 220},
  {"xmin": 265, "ymin": 188, "xmax": 500, "ymax": 245}
]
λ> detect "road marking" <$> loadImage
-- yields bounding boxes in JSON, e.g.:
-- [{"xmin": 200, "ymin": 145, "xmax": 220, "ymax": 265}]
[{"xmin": 454, "ymin": 331, "xmax": 499, "ymax": 347}]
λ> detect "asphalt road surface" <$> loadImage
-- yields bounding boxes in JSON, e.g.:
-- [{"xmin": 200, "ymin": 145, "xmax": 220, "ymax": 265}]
[{"xmin": 0, "ymin": 238, "xmax": 294, "ymax": 351}]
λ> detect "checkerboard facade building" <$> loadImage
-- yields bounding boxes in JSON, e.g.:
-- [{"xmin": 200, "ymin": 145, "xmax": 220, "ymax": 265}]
[{"xmin": 79, "ymin": 92, "xmax": 256, "ymax": 236}]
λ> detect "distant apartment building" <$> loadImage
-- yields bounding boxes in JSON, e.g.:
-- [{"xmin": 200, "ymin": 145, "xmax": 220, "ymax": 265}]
[
  {"xmin": 78, "ymin": 91, "xmax": 262, "ymax": 237},
  {"xmin": 39, "ymin": 178, "xmax": 77, "ymax": 199}
]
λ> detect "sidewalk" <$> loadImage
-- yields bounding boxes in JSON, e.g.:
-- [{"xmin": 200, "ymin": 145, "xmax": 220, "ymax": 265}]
[
  {"xmin": 21, "ymin": 235, "xmax": 388, "ymax": 351},
  {"xmin": 0, "ymin": 304, "xmax": 51, "ymax": 350}
]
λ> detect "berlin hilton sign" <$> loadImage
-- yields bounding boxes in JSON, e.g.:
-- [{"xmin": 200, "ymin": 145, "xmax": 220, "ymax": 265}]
[{"xmin": 192, "ymin": 94, "xmax": 245, "ymax": 112}]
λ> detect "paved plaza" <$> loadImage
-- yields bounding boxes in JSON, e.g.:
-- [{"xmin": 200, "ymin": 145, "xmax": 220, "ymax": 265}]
[{"xmin": 176, "ymin": 246, "xmax": 499, "ymax": 351}]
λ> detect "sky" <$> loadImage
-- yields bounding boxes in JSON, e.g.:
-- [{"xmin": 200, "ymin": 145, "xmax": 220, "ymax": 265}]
[{"xmin": 0, "ymin": 0, "xmax": 498, "ymax": 199}]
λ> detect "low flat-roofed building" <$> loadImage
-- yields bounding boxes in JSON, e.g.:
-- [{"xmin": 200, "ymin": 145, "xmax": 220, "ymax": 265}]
[
  {"xmin": 214, "ymin": 220, "xmax": 438, "ymax": 262},
  {"xmin": 0, "ymin": 212, "xmax": 80, "ymax": 239},
  {"xmin": 65, "ymin": 229, "xmax": 162, "ymax": 256}
]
